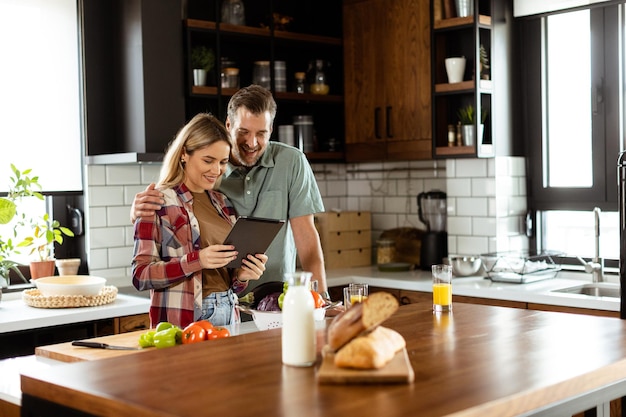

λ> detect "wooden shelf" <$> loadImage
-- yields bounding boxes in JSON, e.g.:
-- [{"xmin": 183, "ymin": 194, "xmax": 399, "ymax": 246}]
[
  {"xmin": 184, "ymin": 19, "xmax": 341, "ymax": 45},
  {"xmin": 433, "ymin": 14, "xmax": 491, "ymax": 30},
  {"xmin": 191, "ymin": 87, "xmax": 343, "ymax": 103},
  {"xmin": 434, "ymin": 79, "xmax": 492, "ymax": 93},
  {"xmin": 435, "ymin": 145, "xmax": 476, "ymax": 156}
]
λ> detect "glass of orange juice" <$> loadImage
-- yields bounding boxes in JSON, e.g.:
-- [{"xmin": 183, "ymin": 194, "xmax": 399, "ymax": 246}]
[
  {"xmin": 349, "ymin": 283, "xmax": 368, "ymax": 300},
  {"xmin": 343, "ymin": 286, "xmax": 364, "ymax": 309},
  {"xmin": 432, "ymin": 264, "xmax": 453, "ymax": 312}
]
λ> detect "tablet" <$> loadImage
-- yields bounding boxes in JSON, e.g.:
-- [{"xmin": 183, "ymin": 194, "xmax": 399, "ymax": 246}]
[{"xmin": 223, "ymin": 216, "xmax": 286, "ymax": 268}]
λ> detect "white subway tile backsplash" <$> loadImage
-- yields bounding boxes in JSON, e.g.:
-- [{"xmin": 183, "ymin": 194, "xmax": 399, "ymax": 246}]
[
  {"xmin": 141, "ymin": 164, "xmax": 162, "ymax": 183},
  {"xmin": 124, "ymin": 185, "xmax": 153, "ymax": 205},
  {"xmin": 88, "ymin": 248, "xmax": 108, "ymax": 270},
  {"xmin": 88, "ymin": 207, "xmax": 107, "ymax": 228},
  {"xmin": 106, "ymin": 165, "xmax": 141, "ymax": 185},
  {"xmin": 87, "ymin": 165, "xmax": 106, "ymax": 186},
  {"xmin": 107, "ymin": 206, "xmax": 133, "ymax": 227},
  {"xmin": 326, "ymin": 180, "xmax": 347, "ymax": 196},
  {"xmin": 384, "ymin": 196, "xmax": 411, "ymax": 213},
  {"xmin": 90, "ymin": 226, "xmax": 125, "ymax": 249},
  {"xmin": 472, "ymin": 216, "xmax": 497, "ymax": 237},
  {"xmin": 456, "ymin": 197, "xmax": 488, "ymax": 217},
  {"xmin": 448, "ymin": 216, "xmax": 472, "ymax": 235},
  {"xmin": 446, "ymin": 178, "xmax": 472, "ymax": 197},
  {"xmin": 471, "ymin": 177, "xmax": 496, "ymax": 197},
  {"xmin": 456, "ymin": 236, "xmax": 489, "ymax": 255},
  {"xmin": 85, "ymin": 157, "xmax": 527, "ymax": 276},
  {"xmin": 455, "ymin": 159, "xmax": 487, "ymax": 178},
  {"xmin": 108, "ymin": 246, "xmax": 133, "ymax": 268},
  {"xmin": 88, "ymin": 186, "xmax": 125, "ymax": 207}
]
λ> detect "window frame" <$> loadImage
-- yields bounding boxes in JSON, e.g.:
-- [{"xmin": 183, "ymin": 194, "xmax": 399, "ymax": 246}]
[{"xmin": 520, "ymin": 4, "xmax": 622, "ymax": 261}]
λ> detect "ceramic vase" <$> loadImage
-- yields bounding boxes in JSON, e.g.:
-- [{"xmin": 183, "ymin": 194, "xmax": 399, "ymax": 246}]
[{"xmin": 445, "ymin": 57, "xmax": 466, "ymax": 83}]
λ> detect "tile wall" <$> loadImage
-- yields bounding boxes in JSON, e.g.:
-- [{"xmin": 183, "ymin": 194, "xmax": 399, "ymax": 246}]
[{"xmin": 85, "ymin": 156, "xmax": 527, "ymax": 283}]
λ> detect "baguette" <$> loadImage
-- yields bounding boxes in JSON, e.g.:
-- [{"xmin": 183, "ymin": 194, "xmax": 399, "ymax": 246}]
[
  {"xmin": 327, "ymin": 291, "xmax": 399, "ymax": 351},
  {"xmin": 334, "ymin": 326, "xmax": 406, "ymax": 369}
]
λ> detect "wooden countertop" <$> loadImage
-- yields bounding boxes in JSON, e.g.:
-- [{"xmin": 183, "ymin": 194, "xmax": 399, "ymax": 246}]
[{"xmin": 20, "ymin": 303, "xmax": 626, "ymax": 417}]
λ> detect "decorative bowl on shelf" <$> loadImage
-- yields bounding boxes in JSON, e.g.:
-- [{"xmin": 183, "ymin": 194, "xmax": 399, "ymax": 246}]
[{"xmin": 33, "ymin": 275, "xmax": 106, "ymax": 297}]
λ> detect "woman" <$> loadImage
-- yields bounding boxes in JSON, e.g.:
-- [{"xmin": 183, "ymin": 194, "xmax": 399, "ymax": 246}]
[{"xmin": 132, "ymin": 113, "xmax": 268, "ymax": 329}]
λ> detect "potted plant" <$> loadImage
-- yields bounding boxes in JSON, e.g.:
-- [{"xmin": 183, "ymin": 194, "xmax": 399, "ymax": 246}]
[
  {"xmin": 190, "ymin": 45, "xmax": 215, "ymax": 86},
  {"xmin": 0, "ymin": 165, "xmax": 74, "ymax": 282},
  {"xmin": 457, "ymin": 105, "xmax": 488, "ymax": 146},
  {"xmin": 0, "ymin": 165, "xmax": 45, "ymax": 288}
]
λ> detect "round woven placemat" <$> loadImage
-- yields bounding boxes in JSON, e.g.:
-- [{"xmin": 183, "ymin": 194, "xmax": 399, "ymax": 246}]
[{"xmin": 22, "ymin": 285, "xmax": 118, "ymax": 309}]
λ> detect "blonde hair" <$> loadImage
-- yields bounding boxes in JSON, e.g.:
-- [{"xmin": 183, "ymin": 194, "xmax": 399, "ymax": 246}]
[{"xmin": 158, "ymin": 113, "xmax": 231, "ymax": 189}]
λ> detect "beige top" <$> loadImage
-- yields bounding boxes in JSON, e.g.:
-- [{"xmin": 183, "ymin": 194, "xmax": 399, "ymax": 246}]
[{"xmin": 192, "ymin": 191, "xmax": 232, "ymax": 298}]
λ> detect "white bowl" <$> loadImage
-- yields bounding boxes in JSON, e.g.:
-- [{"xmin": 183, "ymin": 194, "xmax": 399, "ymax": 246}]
[{"xmin": 34, "ymin": 275, "xmax": 106, "ymax": 297}]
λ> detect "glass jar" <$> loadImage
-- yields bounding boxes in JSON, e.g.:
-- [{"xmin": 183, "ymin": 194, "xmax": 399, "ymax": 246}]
[
  {"xmin": 221, "ymin": 0, "xmax": 245, "ymax": 25},
  {"xmin": 221, "ymin": 67, "xmax": 240, "ymax": 89},
  {"xmin": 376, "ymin": 239, "xmax": 396, "ymax": 265},
  {"xmin": 252, "ymin": 61, "xmax": 271, "ymax": 89},
  {"xmin": 307, "ymin": 59, "xmax": 329, "ymax": 95},
  {"xmin": 294, "ymin": 72, "xmax": 306, "ymax": 94}
]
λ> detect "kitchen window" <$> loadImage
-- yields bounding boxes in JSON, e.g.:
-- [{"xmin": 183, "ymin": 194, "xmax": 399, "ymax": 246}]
[
  {"xmin": 0, "ymin": 0, "xmax": 84, "ymax": 267},
  {"xmin": 521, "ymin": 3, "xmax": 622, "ymax": 265},
  {"xmin": 0, "ymin": 0, "xmax": 83, "ymax": 192}
]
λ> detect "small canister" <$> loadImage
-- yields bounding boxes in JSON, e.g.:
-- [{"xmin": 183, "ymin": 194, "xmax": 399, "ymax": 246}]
[
  {"xmin": 376, "ymin": 239, "xmax": 396, "ymax": 265},
  {"xmin": 253, "ymin": 61, "xmax": 271, "ymax": 89},
  {"xmin": 221, "ymin": 67, "xmax": 240, "ymax": 89}
]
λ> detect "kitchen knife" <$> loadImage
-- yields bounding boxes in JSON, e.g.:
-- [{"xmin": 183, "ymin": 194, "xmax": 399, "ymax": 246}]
[{"xmin": 72, "ymin": 341, "xmax": 141, "ymax": 350}]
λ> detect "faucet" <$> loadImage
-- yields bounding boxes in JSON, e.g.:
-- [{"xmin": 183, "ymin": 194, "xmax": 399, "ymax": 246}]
[{"xmin": 575, "ymin": 207, "xmax": 604, "ymax": 282}]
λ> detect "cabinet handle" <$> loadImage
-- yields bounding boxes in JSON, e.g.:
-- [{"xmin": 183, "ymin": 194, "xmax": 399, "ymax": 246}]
[
  {"xmin": 375, "ymin": 107, "xmax": 382, "ymax": 139},
  {"xmin": 386, "ymin": 106, "xmax": 393, "ymax": 138}
]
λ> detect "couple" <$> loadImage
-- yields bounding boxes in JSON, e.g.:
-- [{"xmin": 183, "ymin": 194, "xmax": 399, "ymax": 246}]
[{"xmin": 132, "ymin": 85, "xmax": 328, "ymax": 329}]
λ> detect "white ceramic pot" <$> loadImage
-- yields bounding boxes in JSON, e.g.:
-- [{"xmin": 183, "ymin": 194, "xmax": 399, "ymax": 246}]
[{"xmin": 445, "ymin": 57, "xmax": 466, "ymax": 83}]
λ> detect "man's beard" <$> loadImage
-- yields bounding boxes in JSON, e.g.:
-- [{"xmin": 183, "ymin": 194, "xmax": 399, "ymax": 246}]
[{"xmin": 232, "ymin": 144, "xmax": 261, "ymax": 167}]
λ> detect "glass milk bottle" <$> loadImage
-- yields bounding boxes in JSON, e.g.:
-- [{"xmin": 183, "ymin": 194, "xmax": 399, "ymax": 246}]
[{"xmin": 282, "ymin": 271, "xmax": 316, "ymax": 367}]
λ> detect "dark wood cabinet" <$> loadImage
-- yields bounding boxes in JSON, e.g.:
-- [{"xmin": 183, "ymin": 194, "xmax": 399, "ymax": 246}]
[
  {"xmin": 343, "ymin": 0, "xmax": 432, "ymax": 162},
  {"xmin": 184, "ymin": 1, "xmax": 345, "ymax": 162}
]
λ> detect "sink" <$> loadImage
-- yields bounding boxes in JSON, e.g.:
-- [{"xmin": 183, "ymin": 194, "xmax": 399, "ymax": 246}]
[{"xmin": 552, "ymin": 283, "xmax": 620, "ymax": 298}]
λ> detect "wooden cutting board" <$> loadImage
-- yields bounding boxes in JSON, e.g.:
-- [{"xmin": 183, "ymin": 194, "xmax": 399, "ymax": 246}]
[
  {"xmin": 35, "ymin": 330, "xmax": 149, "ymax": 363},
  {"xmin": 317, "ymin": 348, "xmax": 415, "ymax": 384}
]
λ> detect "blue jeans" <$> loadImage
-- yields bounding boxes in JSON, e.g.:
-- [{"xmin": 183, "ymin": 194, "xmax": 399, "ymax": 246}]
[{"xmin": 200, "ymin": 289, "xmax": 238, "ymax": 326}]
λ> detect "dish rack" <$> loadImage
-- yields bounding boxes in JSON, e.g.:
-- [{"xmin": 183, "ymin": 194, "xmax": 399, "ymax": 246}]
[{"xmin": 480, "ymin": 251, "xmax": 563, "ymax": 283}]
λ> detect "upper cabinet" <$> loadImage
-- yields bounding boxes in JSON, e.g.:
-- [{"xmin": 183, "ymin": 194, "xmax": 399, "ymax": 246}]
[
  {"xmin": 431, "ymin": 0, "xmax": 515, "ymax": 158},
  {"xmin": 343, "ymin": 0, "xmax": 432, "ymax": 162},
  {"xmin": 184, "ymin": 0, "xmax": 345, "ymax": 162}
]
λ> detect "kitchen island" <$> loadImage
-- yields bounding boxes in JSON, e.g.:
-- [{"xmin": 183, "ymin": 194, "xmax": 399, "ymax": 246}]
[{"xmin": 19, "ymin": 303, "xmax": 626, "ymax": 417}]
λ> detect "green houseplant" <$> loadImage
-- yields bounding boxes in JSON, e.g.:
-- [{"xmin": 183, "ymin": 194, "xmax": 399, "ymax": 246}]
[
  {"xmin": 0, "ymin": 165, "xmax": 74, "ymax": 285},
  {"xmin": 0, "ymin": 165, "xmax": 45, "ymax": 286},
  {"xmin": 191, "ymin": 46, "xmax": 215, "ymax": 87},
  {"xmin": 457, "ymin": 105, "xmax": 488, "ymax": 147}
]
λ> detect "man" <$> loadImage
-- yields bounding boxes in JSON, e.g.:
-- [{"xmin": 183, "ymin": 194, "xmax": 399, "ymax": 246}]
[{"xmin": 131, "ymin": 85, "xmax": 330, "ymax": 299}]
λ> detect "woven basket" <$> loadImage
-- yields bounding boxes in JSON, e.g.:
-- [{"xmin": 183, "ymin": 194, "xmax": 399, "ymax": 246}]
[{"xmin": 22, "ymin": 285, "xmax": 118, "ymax": 308}]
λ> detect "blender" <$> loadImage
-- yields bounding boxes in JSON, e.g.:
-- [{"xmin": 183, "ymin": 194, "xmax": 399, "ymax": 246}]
[{"xmin": 417, "ymin": 190, "xmax": 448, "ymax": 270}]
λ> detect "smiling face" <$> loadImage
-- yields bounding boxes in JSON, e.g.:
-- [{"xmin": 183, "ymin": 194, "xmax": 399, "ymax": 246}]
[
  {"xmin": 226, "ymin": 107, "xmax": 273, "ymax": 167},
  {"xmin": 181, "ymin": 141, "xmax": 231, "ymax": 192}
]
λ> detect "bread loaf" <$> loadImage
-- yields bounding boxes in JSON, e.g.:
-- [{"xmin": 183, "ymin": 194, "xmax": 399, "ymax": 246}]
[
  {"xmin": 334, "ymin": 326, "xmax": 406, "ymax": 369},
  {"xmin": 327, "ymin": 291, "xmax": 399, "ymax": 351}
]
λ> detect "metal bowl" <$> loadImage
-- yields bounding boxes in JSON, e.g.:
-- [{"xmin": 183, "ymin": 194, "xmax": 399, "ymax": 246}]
[{"xmin": 449, "ymin": 256, "xmax": 483, "ymax": 277}]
